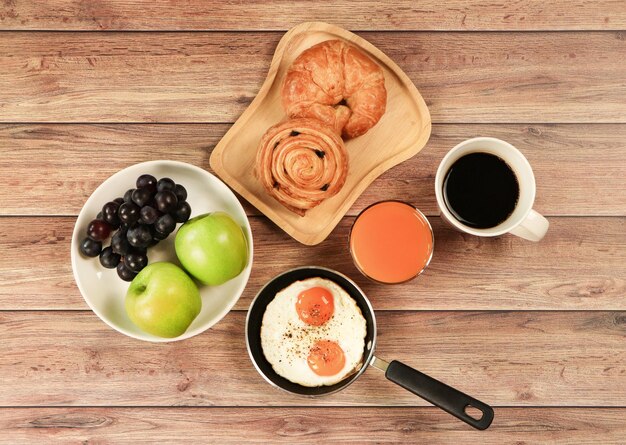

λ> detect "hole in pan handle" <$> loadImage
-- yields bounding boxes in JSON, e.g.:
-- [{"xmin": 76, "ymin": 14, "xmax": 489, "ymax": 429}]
[{"xmin": 373, "ymin": 358, "xmax": 494, "ymax": 430}]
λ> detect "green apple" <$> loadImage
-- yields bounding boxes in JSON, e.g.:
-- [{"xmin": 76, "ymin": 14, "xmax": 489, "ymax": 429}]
[
  {"xmin": 125, "ymin": 262, "xmax": 201, "ymax": 338},
  {"xmin": 175, "ymin": 211, "xmax": 248, "ymax": 286}
]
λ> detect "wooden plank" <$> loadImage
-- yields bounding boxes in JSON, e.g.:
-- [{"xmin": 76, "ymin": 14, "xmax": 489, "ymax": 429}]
[
  {"xmin": 1, "ymin": 1, "xmax": 625, "ymax": 31},
  {"xmin": 1, "ymin": 407, "xmax": 625, "ymax": 444},
  {"xmin": 1, "ymin": 311, "xmax": 624, "ymax": 406},
  {"xmin": 1, "ymin": 216, "xmax": 624, "ymax": 311},
  {"xmin": 0, "ymin": 32, "xmax": 624, "ymax": 123},
  {"xmin": 1, "ymin": 124, "xmax": 624, "ymax": 217}
]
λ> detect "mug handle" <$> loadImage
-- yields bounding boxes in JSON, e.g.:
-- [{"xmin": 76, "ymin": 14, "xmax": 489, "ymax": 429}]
[{"xmin": 510, "ymin": 209, "xmax": 549, "ymax": 242}]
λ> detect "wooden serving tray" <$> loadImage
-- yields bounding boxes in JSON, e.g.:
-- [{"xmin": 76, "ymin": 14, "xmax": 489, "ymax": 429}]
[{"xmin": 210, "ymin": 22, "xmax": 431, "ymax": 245}]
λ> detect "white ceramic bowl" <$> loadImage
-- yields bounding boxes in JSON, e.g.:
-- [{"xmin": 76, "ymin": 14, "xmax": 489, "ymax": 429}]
[{"xmin": 71, "ymin": 160, "xmax": 253, "ymax": 342}]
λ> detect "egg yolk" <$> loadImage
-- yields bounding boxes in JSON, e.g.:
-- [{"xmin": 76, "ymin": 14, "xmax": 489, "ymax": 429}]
[
  {"xmin": 296, "ymin": 286, "xmax": 334, "ymax": 326},
  {"xmin": 307, "ymin": 340, "xmax": 346, "ymax": 376}
]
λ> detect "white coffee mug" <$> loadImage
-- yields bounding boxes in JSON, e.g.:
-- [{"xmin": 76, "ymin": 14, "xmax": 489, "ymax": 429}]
[{"xmin": 435, "ymin": 137, "xmax": 549, "ymax": 242}]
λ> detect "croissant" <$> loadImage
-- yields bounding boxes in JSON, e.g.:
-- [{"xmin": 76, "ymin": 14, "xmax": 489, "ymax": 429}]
[
  {"xmin": 282, "ymin": 39, "xmax": 387, "ymax": 139},
  {"xmin": 256, "ymin": 118, "xmax": 348, "ymax": 216}
]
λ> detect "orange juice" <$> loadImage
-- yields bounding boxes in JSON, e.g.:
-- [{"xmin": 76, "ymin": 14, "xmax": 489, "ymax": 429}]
[{"xmin": 349, "ymin": 201, "xmax": 433, "ymax": 284}]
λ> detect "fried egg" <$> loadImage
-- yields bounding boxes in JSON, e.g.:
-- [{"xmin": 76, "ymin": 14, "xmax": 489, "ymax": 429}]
[{"xmin": 260, "ymin": 277, "xmax": 367, "ymax": 387}]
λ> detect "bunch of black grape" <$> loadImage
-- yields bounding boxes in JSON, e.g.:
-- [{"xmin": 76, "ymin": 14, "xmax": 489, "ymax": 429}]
[{"xmin": 79, "ymin": 174, "xmax": 192, "ymax": 281}]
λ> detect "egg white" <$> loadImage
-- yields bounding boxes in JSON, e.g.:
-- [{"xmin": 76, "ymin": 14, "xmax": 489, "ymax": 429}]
[{"xmin": 260, "ymin": 277, "xmax": 367, "ymax": 387}]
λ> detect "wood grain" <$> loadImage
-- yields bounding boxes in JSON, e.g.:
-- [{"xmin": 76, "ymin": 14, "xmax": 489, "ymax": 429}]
[
  {"xmin": 1, "ymin": 0, "xmax": 624, "ymax": 441},
  {"xmin": 1, "ymin": 407, "xmax": 626, "ymax": 444},
  {"xmin": 1, "ymin": 32, "xmax": 624, "ymax": 123},
  {"xmin": 1, "ymin": 216, "xmax": 624, "ymax": 311},
  {"xmin": 1, "ymin": 1, "xmax": 625, "ymax": 31},
  {"xmin": 1, "ymin": 124, "xmax": 624, "ymax": 217},
  {"xmin": 1, "ymin": 311, "xmax": 624, "ymax": 407}
]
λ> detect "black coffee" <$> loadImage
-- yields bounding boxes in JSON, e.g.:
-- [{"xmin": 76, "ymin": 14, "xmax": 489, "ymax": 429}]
[{"xmin": 443, "ymin": 152, "xmax": 519, "ymax": 229}]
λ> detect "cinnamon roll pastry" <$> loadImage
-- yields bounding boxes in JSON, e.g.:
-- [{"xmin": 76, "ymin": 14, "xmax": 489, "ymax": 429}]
[
  {"xmin": 282, "ymin": 39, "xmax": 387, "ymax": 139},
  {"xmin": 256, "ymin": 118, "xmax": 348, "ymax": 216}
]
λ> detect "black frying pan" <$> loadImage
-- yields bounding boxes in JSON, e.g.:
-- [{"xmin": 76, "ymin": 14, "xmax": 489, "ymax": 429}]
[{"xmin": 246, "ymin": 266, "xmax": 494, "ymax": 430}]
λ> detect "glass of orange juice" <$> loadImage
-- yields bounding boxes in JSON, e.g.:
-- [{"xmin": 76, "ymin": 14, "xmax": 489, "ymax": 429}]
[{"xmin": 349, "ymin": 200, "xmax": 434, "ymax": 284}]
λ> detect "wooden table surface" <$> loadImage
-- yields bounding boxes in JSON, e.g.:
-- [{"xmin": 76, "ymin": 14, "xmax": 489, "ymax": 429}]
[{"xmin": 1, "ymin": 2, "xmax": 625, "ymax": 443}]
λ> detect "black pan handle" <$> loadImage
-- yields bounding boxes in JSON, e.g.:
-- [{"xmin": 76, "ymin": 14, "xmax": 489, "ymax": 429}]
[{"xmin": 385, "ymin": 360, "xmax": 494, "ymax": 430}]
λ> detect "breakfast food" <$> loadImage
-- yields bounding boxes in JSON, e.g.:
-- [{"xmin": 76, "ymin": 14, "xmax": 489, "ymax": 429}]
[
  {"xmin": 260, "ymin": 277, "xmax": 367, "ymax": 387},
  {"xmin": 78, "ymin": 174, "xmax": 192, "ymax": 281},
  {"xmin": 350, "ymin": 201, "xmax": 434, "ymax": 283},
  {"xmin": 282, "ymin": 39, "xmax": 387, "ymax": 139},
  {"xmin": 175, "ymin": 211, "xmax": 249, "ymax": 286},
  {"xmin": 255, "ymin": 39, "xmax": 387, "ymax": 216},
  {"xmin": 125, "ymin": 262, "xmax": 201, "ymax": 338},
  {"xmin": 256, "ymin": 118, "xmax": 348, "ymax": 216}
]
